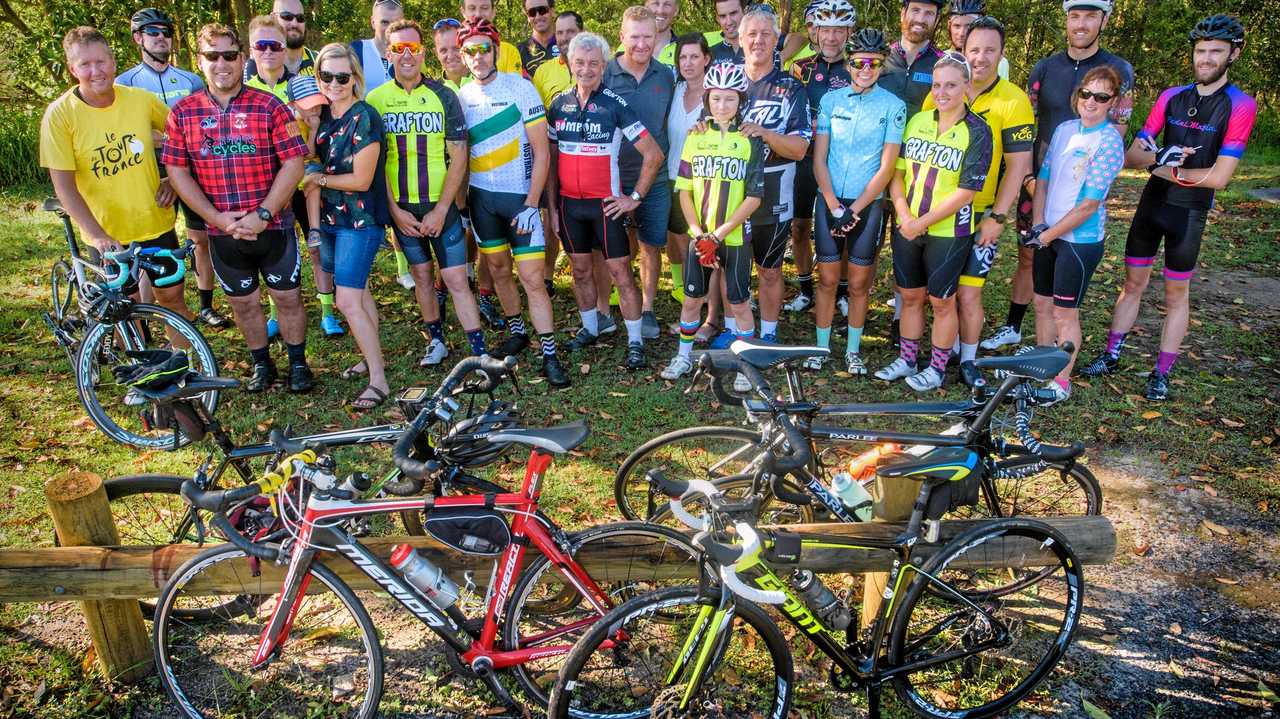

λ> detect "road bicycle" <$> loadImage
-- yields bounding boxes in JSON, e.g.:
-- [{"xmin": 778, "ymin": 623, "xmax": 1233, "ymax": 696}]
[
  {"xmin": 616, "ymin": 340, "xmax": 1099, "ymax": 529},
  {"xmin": 40, "ymin": 197, "xmax": 219, "ymax": 450},
  {"xmin": 153, "ymin": 355, "xmax": 705, "ymax": 718},
  {"xmin": 550, "ymin": 408, "xmax": 1085, "ymax": 719}
]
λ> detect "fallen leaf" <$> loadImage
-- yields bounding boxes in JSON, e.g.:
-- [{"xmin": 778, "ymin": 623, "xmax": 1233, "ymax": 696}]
[
  {"xmin": 1214, "ymin": 576, "xmax": 1240, "ymax": 585},
  {"xmin": 579, "ymin": 363, "xmax": 591, "ymax": 374},
  {"xmin": 32, "ymin": 680, "xmax": 46, "ymax": 706},
  {"xmin": 1140, "ymin": 411, "xmax": 1162, "ymax": 420},
  {"xmin": 599, "ymin": 411, "xmax": 614, "ymax": 420},
  {"xmin": 1202, "ymin": 519, "xmax": 1230, "ymax": 536},
  {"xmin": 608, "ymin": 391, "xmax": 629, "ymax": 397},
  {"xmin": 1169, "ymin": 622, "xmax": 1182, "ymax": 635},
  {"xmin": 1258, "ymin": 680, "xmax": 1279, "ymax": 703},
  {"xmin": 1220, "ymin": 417, "xmax": 1245, "ymax": 428},
  {"xmin": 1169, "ymin": 659, "xmax": 1185, "ymax": 678},
  {"xmin": 1132, "ymin": 541, "xmax": 1151, "ymax": 557},
  {"xmin": 1082, "ymin": 698, "xmax": 1112, "ymax": 719},
  {"xmin": 1204, "ymin": 485, "xmax": 1218, "ymax": 497},
  {"xmin": 1190, "ymin": 474, "xmax": 1215, "ymax": 483}
]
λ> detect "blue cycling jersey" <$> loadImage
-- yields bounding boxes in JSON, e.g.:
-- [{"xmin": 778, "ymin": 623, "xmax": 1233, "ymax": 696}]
[
  {"xmin": 816, "ymin": 84, "xmax": 907, "ymax": 200},
  {"xmin": 116, "ymin": 62, "xmax": 204, "ymax": 108}
]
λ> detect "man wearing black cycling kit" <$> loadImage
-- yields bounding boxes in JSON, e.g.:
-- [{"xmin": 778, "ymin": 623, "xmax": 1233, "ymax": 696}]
[
  {"xmin": 984, "ymin": 0, "xmax": 1133, "ymax": 353},
  {"xmin": 1081, "ymin": 15, "xmax": 1256, "ymax": 401}
]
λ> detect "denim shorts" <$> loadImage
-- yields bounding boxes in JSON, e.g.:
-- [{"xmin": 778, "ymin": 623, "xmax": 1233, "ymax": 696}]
[
  {"xmin": 318, "ymin": 225, "xmax": 384, "ymax": 289},
  {"xmin": 625, "ymin": 179, "xmax": 672, "ymax": 248}
]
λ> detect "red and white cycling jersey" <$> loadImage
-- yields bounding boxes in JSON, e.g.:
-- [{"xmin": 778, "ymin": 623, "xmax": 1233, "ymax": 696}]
[{"xmin": 547, "ymin": 86, "xmax": 647, "ymax": 199}]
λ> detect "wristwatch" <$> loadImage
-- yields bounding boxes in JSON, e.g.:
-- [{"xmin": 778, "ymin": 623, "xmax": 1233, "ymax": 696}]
[
  {"xmin": 255, "ymin": 206, "xmax": 273, "ymax": 223},
  {"xmin": 319, "ymin": 174, "xmax": 328, "ymax": 188},
  {"xmin": 988, "ymin": 212, "xmax": 1007, "ymax": 225},
  {"xmin": 629, "ymin": 190, "xmax": 643, "ymax": 202}
]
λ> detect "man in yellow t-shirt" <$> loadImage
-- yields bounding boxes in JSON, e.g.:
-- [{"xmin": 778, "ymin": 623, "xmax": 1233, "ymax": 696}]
[
  {"xmin": 39, "ymin": 26, "xmax": 190, "ymax": 318},
  {"xmin": 532, "ymin": 11, "xmax": 581, "ymax": 107}
]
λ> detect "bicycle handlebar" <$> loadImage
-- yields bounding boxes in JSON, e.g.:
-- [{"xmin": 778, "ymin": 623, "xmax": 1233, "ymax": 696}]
[
  {"xmin": 695, "ymin": 524, "xmax": 786, "ymax": 605},
  {"xmin": 1014, "ymin": 403, "xmax": 1084, "ymax": 461},
  {"xmin": 101, "ymin": 242, "xmax": 193, "ymax": 290}
]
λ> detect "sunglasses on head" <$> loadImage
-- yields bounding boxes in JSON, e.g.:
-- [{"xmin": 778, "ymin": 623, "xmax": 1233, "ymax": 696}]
[
  {"xmin": 253, "ymin": 39, "xmax": 285, "ymax": 52},
  {"xmin": 433, "ymin": 17, "xmax": 462, "ymax": 30},
  {"xmin": 461, "ymin": 41, "xmax": 493, "ymax": 56},
  {"xmin": 389, "ymin": 41, "xmax": 424, "ymax": 55},
  {"xmin": 201, "ymin": 50, "xmax": 241, "ymax": 62},
  {"xmin": 276, "ymin": 11, "xmax": 305, "ymax": 22},
  {"xmin": 319, "ymin": 70, "xmax": 352, "ymax": 85},
  {"xmin": 526, "ymin": 4, "xmax": 550, "ymax": 16},
  {"xmin": 850, "ymin": 57, "xmax": 884, "ymax": 70},
  {"xmin": 1078, "ymin": 88, "xmax": 1114, "ymax": 103},
  {"xmin": 142, "ymin": 26, "xmax": 173, "ymax": 38}
]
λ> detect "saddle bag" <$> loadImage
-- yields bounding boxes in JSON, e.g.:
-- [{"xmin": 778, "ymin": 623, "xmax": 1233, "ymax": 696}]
[{"xmin": 424, "ymin": 506, "xmax": 511, "ymax": 556}]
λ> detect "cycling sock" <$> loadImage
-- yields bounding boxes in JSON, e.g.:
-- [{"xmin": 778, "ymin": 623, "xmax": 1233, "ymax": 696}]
[
  {"xmin": 285, "ymin": 341, "xmax": 306, "ymax": 367},
  {"xmin": 678, "ymin": 321, "xmax": 699, "ymax": 358},
  {"xmin": 1005, "ymin": 302, "xmax": 1028, "ymax": 332},
  {"xmin": 836, "ymin": 279, "xmax": 848, "ymax": 302},
  {"xmin": 724, "ymin": 316, "xmax": 738, "ymax": 334},
  {"xmin": 893, "ymin": 291, "xmax": 903, "ymax": 321},
  {"xmin": 815, "ymin": 325, "xmax": 831, "ymax": 349},
  {"xmin": 249, "ymin": 345, "xmax": 271, "ymax": 366},
  {"xmin": 760, "ymin": 319, "xmax": 778, "ymax": 338},
  {"xmin": 669, "ymin": 263, "xmax": 683, "ymax": 297},
  {"xmin": 1156, "ymin": 351, "xmax": 1178, "ymax": 375},
  {"xmin": 317, "ymin": 291, "xmax": 336, "ymax": 318},
  {"xmin": 426, "ymin": 320, "xmax": 444, "ymax": 342},
  {"xmin": 847, "ymin": 326, "xmax": 863, "ymax": 354},
  {"xmin": 539, "ymin": 333, "xmax": 557, "ymax": 357},
  {"xmin": 507, "ymin": 315, "xmax": 527, "ymax": 337},
  {"xmin": 580, "ymin": 308, "xmax": 599, "ymax": 336},
  {"xmin": 395, "ymin": 249, "xmax": 410, "ymax": 277},
  {"xmin": 466, "ymin": 328, "xmax": 486, "ymax": 356},
  {"xmin": 930, "ymin": 346, "xmax": 950, "ymax": 373},
  {"xmin": 198, "ymin": 289, "xmax": 214, "ymax": 311},
  {"xmin": 734, "ymin": 326, "xmax": 754, "ymax": 340},
  {"xmin": 960, "ymin": 342, "xmax": 978, "ymax": 363},
  {"xmin": 899, "ymin": 337, "xmax": 919, "ymax": 365},
  {"xmin": 798, "ymin": 273, "xmax": 814, "ymax": 300},
  {"xmin": 624, "ymin": 317, "xmax": 643, "ymax": 344},
  {"xmin": 478, "ymin": 289, "xmax": 495, "ymax": 312},
  {"xmin": 1105, "ymin": 330, "xmax": 1127, "ymax": 356}
]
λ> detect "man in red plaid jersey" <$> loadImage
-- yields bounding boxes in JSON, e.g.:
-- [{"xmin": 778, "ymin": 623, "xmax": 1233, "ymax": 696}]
[{"xmin": 164, "ymin": 23, "xmax": 316, "ymax": 393}]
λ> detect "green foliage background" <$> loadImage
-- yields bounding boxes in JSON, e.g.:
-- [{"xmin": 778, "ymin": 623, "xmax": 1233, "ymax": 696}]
[{"xmin": 2, "ymin": 0, "xmax": 1277, "ymax": 186}]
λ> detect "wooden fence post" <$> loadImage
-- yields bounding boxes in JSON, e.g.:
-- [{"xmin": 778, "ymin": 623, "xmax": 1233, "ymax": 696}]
[{"xmin": 44, "ymin": 471, "xmax": 153, "ymax": 684}]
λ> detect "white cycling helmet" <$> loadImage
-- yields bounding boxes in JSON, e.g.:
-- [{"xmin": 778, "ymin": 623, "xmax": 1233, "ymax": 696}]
[
  {"xmin": 810, "ymin": 0, "xmax": 856, "ymax": 28},
  {"xmin": 1063, "ymin": 0, "xmax": 1112, "ymax": 13},
  {"xmin": 704, "ymin": 62, "xmax": 749, "ymax": 93}
]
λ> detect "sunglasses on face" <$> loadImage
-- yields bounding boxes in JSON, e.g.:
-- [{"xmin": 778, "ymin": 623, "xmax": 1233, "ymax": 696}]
[
  {"xmin": 461, "ymin": 41, "xmax": 493, "ymax": 57},
  {"xmin": 276, "ymin": 11, "xmax": 305, "ymax": 22},
  {"xmin": 319, "ymin": 70, "xmax": 352, "ymax": 84},
  {"xmin": 253, "ymin": 39, "xmax": 285, "ymax": 52},
  {"xmin": 850, "ymin": 57, "xmax": 884, "ymax": 70},
  {"xmin": 1078, "ymin": 88, "xmax": 1114, "ymax": 103},
  {"xmin": 201, "ymin": 50, "xmax": 241, "ymax": 62},
  {"xmin": 433, "ymin": 17, "xmax": 462, "ymax": 30},
  {"xmin": 526, "ymin": 4, "xmax": 550, "ymax": 16},
  {"xmin": 142, "ymin": 27, "xmax": 173, "ymax": 38},
  {"xmin": 389, "ymin": 41, "xmax": 424, "ymax": 55}
]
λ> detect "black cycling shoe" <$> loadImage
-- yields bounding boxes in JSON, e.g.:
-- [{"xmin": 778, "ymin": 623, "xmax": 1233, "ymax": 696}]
[
  {"xmin": 245, "ymin": 362, "xmax": 277, "ymax": 393},
  {"xmin": 478, "ymin": 301, "xmax": 506, "ymax": 330},
  {"xmin": 541, "ymin": 354, "xmax": 571, "ymax": 388},
  {"xmin": 288, "ymin": 363, "xmax": 316, "ymax": 393},
  {"xmin": 1080, "ymin": 351, "xmax": 1120, "ymax": 378},
  {"xmin": 495, "ymin": 333, "xmax": 530, "ymax": 358},
  {"xmin": 959, "ymin": 360, "xmax": 986, "ymax": 388},
  {"xmin": 624, "ymin": 341, "xmax": 647, "ymax": 370},
  {"xmin": 567, "ymin": 326, "xmax": 599, "ymax": 351},
  {"xmin": 197, "ymin": 306, "xmax": 230, "ymax": 329},
  {"xmin": 1144, "ymin": 371, "xmax": 1169, "ymax": 401}
]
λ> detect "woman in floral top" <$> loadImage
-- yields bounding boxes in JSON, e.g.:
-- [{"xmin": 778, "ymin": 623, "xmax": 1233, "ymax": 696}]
[{"xmin": 303, "ymin": 43, "xmax": 391, "ymax": 410}]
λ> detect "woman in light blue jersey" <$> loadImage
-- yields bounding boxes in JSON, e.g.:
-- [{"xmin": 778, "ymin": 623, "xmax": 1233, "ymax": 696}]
[{"xmin": 810, "ymin": 29, "xmax": 906, "ymax": 376}]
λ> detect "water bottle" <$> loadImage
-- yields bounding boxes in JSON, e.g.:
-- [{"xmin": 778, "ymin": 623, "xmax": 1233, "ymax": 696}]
[
  {"xmin": 791, "ymin": 570, "xmax": 850, "ymax": 632},
  {"xmin": 389, "ymin": 544, "xmax": 460, "ymax": 610},
  {"xmin": 830, "ymin": 471, "xmax": 874, "ymax": 522}
]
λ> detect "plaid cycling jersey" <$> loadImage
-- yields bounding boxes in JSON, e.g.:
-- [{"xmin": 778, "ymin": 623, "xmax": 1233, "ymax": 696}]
[{"xmin": 162, "ymin": 86, "xmax": 307, "ymax": 233}]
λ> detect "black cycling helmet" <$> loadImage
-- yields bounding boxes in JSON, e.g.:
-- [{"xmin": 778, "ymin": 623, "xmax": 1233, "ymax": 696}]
[
  {"xmin": 846, "ymin": 28, "xmax": 891, "ymax": 56},
  {"xmin": 1188, "ymin": 14, "xmax": 1245, "ymax": 46},
  {"xmin": 435, "ymin": 401, "xmax": 523, "ymax": 468},
  {"xmin": 131, "ymin": 7, "xmax": 174, "ymax": 32},
  {"xmin": 948, "ymin": 0, "xmax": 986, "ymax": 15}
]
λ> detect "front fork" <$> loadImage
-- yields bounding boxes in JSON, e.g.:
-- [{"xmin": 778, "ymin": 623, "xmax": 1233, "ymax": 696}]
[{"xmin": 251, "ymin": 539, "xmax": 317, "ymax": 669}]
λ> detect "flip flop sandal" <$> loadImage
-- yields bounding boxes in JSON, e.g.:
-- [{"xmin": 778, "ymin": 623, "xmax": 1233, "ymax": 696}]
[
  {"xmin": 694, "ymin": 322, "xmax": 721, "ymax": 344},
  {"xmin": 350, "ymin": 384, "xmax": 388, "ymax": 411},
  {"xmin": 340, "ymin": 360, "xmax": 369, "ymax": 380}
]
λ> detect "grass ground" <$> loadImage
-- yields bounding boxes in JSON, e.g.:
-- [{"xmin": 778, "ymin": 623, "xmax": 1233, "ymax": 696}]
[{"xmin": 0, "ymin": 154, "xmax": 1276, "ymax": 717}]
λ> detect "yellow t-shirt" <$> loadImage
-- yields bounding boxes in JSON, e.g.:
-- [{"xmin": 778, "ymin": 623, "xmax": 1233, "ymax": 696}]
[
  {"xmin": 532, "ymin": 56, "xmax": 571, "ymax": 108},
  {"xmin": 39, "ymin": 85, "xmax": 173, "ymax": 244},
  {"xmin": 498, "ymin": 40, "xmax": 524, "ymax": 76}
]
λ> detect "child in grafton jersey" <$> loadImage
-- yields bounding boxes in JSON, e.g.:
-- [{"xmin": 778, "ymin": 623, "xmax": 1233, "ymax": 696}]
[{"xmin": 660, "ymin": 63, "xmax": 765, "ymax": 381}]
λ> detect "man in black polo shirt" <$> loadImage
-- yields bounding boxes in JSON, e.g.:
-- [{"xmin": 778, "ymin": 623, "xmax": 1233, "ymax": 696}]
[
  {"xmin": 520, "ymin": 0, "xmax": 559, "ymax": 74},
  {"xmin": 880, "ymin": 0, "xmax": 946, "ymax": 116},
  {"xmin": 603, "ymin": 5, "xmax": 675, "ymax": 340}
]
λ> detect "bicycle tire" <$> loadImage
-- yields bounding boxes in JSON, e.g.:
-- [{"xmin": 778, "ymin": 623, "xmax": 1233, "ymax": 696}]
[
  {"xmin": 614, "ymin": 426, "xmax": 763, "ymax": 522},
  {"xmin": 546, "ymin": 585, "xmax": 794, "ymax": 719},
  {"xmin": 887, "ymin": 518, "xmax": 1084, "ymax": 718},
  {"xmin": 154, "ymin": 543, "xmax": 383, "ymax": 719},
  {"xmin": 502, "ymin": 522, "xmax": 704, "ymax": 709},
  {"xmin": 75, "ymin": 302, "xmax": 219, "ymax": 450},
  {"xmin": 977, "ymin": 455, "xmax": 1102, "ymax": 518}
]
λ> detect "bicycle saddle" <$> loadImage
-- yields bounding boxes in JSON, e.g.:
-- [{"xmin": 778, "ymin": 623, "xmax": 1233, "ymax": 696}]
[
  {"xmin": 972, "ymin": 345, "xmax": 1069, "ymax": 381},
  {"xmin": 875, "ymin": 446, "xmax": 979, "ymax": 484},
  {"xmin": 43, "ymin": 197, "xmax": 67, "ymax": 216},
  {"xmin": 486, "ymin": 421, "xmax": 590, "ymax": 454},
  {"xmin": 134, "ymin": 373, "xmax": 241, "ymax": 403},
  {"xmin": 728, "ymin": 338, "xmax": 829, "ymax": 369}
]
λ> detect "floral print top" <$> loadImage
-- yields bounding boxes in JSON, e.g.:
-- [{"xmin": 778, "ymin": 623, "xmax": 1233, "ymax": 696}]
[{"xmin": 315, "ymin": 100, "xmax": 389, "ymax": 230}]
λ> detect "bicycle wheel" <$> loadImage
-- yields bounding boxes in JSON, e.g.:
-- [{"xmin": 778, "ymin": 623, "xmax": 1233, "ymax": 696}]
[
  {"xmin": 503, "ymin": 522, "xmax": 705, "ymax": 709},
  {"xmin": 960, "ymin": 456, "xmax": 1102, "ymax": 519},
  {"xmin": 76, "ymin": 302, "xmax": 219, "ymax": 450},
  {"xmin": 154, "ymin": 544, "xmax": 383, "ymax": 719},
  {"xmin": 546, "ymin": 585, "xmax": 794, "ymax": 719},
  {"xmin": 614, "ymin": 426, "xmax": 763, "ymax": 522},
  {"xmin": 887, "ymin": 518, "xmax": 1083, "ymax": 718}
]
